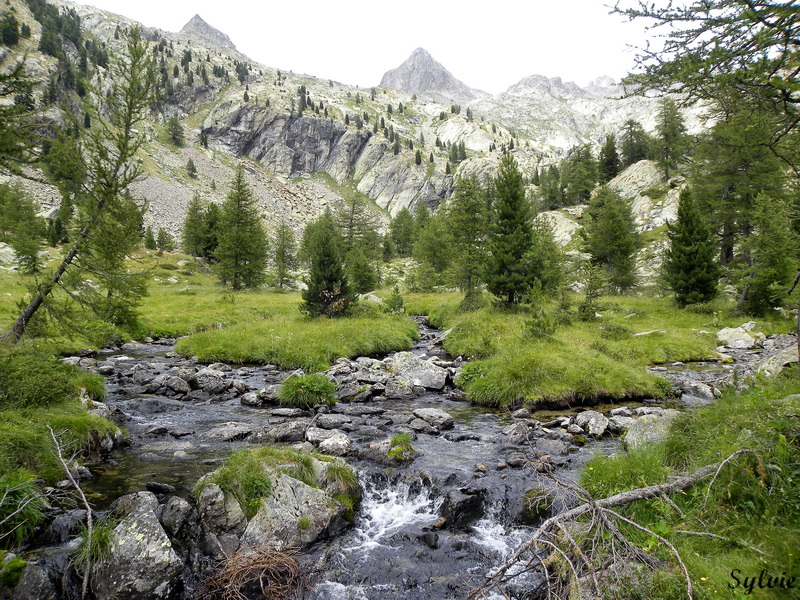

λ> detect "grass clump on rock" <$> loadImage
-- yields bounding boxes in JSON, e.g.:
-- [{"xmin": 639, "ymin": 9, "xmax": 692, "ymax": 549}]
[
  {"xmin": 387, "ymin": 433, "xmax": 415, "ymax": 462},
  {"xmin": 277, "ymin": 374, "xmax": 337, "ymax": 409},
  {"xmin": 201, "ymin": 448, "xmax": 273, "ymax": 519}
]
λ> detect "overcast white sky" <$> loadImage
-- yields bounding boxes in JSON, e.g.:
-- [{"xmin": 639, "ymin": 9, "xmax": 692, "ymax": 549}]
[{"xmin": 71, "ymin": 0, "xmax": 654, "ymax": 94}]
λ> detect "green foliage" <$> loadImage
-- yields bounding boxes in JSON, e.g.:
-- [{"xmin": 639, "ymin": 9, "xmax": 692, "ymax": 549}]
[
  {"xmin": 584, "ymin": 187, "xmax": 639, "ymax": 293},
  {"xmin": 346, "ymin": 246, "xmax": 379, "ymax": 294},
  {"xmin": 663, "ymin": 187, "xmax": 721, "ymax": 306},
  {"xmin": 384, "ymin": 285, "xmax": 405, "ymax": 314},
  {"xmin": 389, "ymin": 208, "xmax": 415, "ymax": 257},
  {"xmin": 445, "ymin": 175, "xmax": 488, "ymax": 300},
  {"xmin": 485, "ymin": 154, "xmax": 535, "ymax": 306},
  {"xmin": 0, "ymin": 184, "xmax": 44, "ymax": 274},
  {"xmin": 202, "ymin": 448, "xmax": 272, "ymax": 519},
  {"xmin": 214, "ymin": 166, "xmax": 269, "ymax": 290},
  {"xmin": 144, "ymin": 226, "xmax": 156, "ymax": 250},
  {"xmin": 654, "ymin": 98, "xmax": 687, "ymax": 180},
  {"xmin": 273, "ymin": 221, "xmax": 296, "ymax": 289},
  {"xmin": 412, "ymin": 211, "xmax": 453, "ymax": 287},
  {"xmin": 0, "ymin": 470, "xmax": 45, "ymax": 550},
  {"xmin": 72, "ymin": 515, "xmax": 116, "ymax": 574},
  {"xmin": 562, "ymin": 144, "xmax": 598, "ymax": 204},
  {"xmin": 277, "ymin": 374, "xmax": 337, "ymax": 408},
  {"xmin": 301, "ymin": 211, "xmax": 355, "ymax": 318},
  {"xmin": 387, "ymin": 433, "xmax": 415, "ymax": 462},
  {"xmin": 156, "ymin": 227, "xmax": 175, "ymax": 253},
  {"xmin": 598, "ymin": 134, "xmax": 621, "ymax": 183},
  {"xmin": 180, "ymin": 193, "xmax": 206, "ymax": 257},
  {"xmin": 166, "ymin": 117, "xmax": 184, "ymax": 146},
  {"xmin": 0, "ymin": 554, "xmax": 27, "ymax": 587},
  {"xmin": 620, "ymin": 119, "xmax": 652, "ymax": 168}
]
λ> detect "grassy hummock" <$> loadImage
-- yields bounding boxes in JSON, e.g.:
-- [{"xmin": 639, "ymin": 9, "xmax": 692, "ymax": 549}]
[
  {"xmin": 277, "ymin": 374, "xmax": 337, "ymax": 409},
  {"xmin": 405, "ymin": 292, "xmax": 793, "ymax": 408},
  {"xmin": 579, "ymin": 371, "xmax": 800, "ymax": 599}
]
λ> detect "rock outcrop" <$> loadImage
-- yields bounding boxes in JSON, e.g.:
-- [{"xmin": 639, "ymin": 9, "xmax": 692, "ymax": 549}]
[
  {"xmin": 379, "ymin": 48, "xmax": 479, "ymax": 105},
  {"xmin": 179, "ymin": 15, "xmax": 236, "ymax": 50}
]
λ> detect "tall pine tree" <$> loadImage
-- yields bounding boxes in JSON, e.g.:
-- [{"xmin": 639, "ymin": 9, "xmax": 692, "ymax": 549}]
[
  {"xmin": 445, "ymin": 175, "xmax": 488, "ymax": 302},
  {"xmin": 485, "ymin": 154, "xmax": 534, "ymax": 306},
  {"xmin": 273, "ymin": 221, "xmax": 296, "ymax": 289},
  {"xmin": 655, "ymin": 98, "xmax": 687, "ymax": 181},
  {"xmin": 584, "ymin": 186, "xmax": 639, "ymax": 293},
  {"xmin": 181, "ymin": 193, "xmax": 206, "ymax": 256},
  {"xmin": 301, "ymin": 210, "xmax": 355, "ymax": 317},
  {"xmin": 598, "ymin": 134, "xmax": 621, "ymax": 183},
  {"xmin": 663, "ymin": 187, "xmax": 721, "ymax": 306},
  {"xmin": 214, "ymin": 166, "xmax": 268, "ymax": 290}
]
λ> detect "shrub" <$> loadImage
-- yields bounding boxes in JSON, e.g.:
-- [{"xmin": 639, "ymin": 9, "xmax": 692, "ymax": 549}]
[
  {"xmin": 384, "ymin": 285, "xmax": 405, "ymax": 314},
  {"xmin": 277, "ymin": 374, "xmax": 337, "ymax": 409}
]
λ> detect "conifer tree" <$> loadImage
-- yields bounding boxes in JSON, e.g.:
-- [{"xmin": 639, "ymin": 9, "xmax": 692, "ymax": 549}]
[
  {"xmin": 389, "ymin": 207, "xmax": 415, "ymax": 257},
  {"xmin": 412, "ymin": 211, "xmax": 453, "ymax": 287},
  {"xmin": 273, "ymin": 221, "xmax": 296, "ymax": 289},
  {"xmin": 562, "ymin": 144, "xmax": 598, "ymax": 204},
  {"xmin": 584, "ymin": 186, "xmax": 639, "ymax": 293},
  {"xmin": 620, "ymin": 119, "xmax": 650, "ymax": 168},
  {"xmin": 485, "ymin": 154, "xmax": 534, "ymax": 306},
  {"xmin": 214, "ymin": 166, "xmax": 269, "ymax": 290},
  {"xmin": 598, "ymin": 134, "xmax": 621, "ymax": 182},
  {"xmin": 655, "ymin": 98, "xmax": 687, "ymax": 181},
  {"xmin": 346, "ymin": 246, "xmax": 379, "ymax": 294},
  {"xmin": 181, "ymin": 193, "xmax": 206, "ymax": 257},
  {"xmin": 445, "ymin": 175, "xmax": 487, "ymax": 302},
  {"xmin": 144, "ymin": 226, "xmax": 156, "ymax": 250},
  {"xmin": 663, "ymin": 187, "xmax": 720, "ymax": 306},
  {"xmin": 156, "ymin": 227, "xmax": 175, "ymax": 252},
  {"xmin": 301, "ymin": 211, "xmax": 355, "ymax": 317}
]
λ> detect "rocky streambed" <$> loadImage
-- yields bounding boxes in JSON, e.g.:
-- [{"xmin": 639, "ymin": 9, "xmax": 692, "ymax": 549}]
[{"xmin": 6, "ymin": 318, "xmax": 797, "ymax": 600}]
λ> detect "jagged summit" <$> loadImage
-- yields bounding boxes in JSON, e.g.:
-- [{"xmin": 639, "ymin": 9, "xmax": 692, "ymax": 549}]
[
  {"xmin": 380, "ymin": 47, "xmax": 476, "ymax": 104},
  {"xmin": 179, "ymin": 14, "xmax": 235, "ymax": 50}
]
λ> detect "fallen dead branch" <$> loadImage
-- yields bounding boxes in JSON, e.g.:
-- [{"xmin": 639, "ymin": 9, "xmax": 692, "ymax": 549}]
[
  {"xmin": 200, "ymin": 545, "xmax": 308, "ymax": 600},
  {"xmin": 469, "ymin": 460, "xmax": 722, "ymax": 600}
]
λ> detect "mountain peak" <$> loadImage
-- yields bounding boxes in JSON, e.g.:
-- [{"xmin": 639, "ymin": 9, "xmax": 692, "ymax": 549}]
[
  {"xmin": 179, "ymin": 14, "xmax": 235, "ymax": 50},
  {"xmin": 380, "ymin": 48, "xmax": 475, "ymax": 104}
]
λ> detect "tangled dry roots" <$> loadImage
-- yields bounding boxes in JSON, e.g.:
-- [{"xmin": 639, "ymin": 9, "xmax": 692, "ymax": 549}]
[{"xmin": 200, "ymin": 546, "xmax": 308, "ymax": 600}]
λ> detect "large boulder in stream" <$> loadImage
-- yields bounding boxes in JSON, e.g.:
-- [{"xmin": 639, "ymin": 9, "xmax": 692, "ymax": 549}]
[
  {"xmin": 386, "ymin": 352, "xmax": 448, "ymax": 390},
  {"xmin": 91, "ymin": 492, "xmax": 183, "ymax": 600},
  {"xmin": 240, "ymin": 474, "xmax": 349, "ymax": 549}
]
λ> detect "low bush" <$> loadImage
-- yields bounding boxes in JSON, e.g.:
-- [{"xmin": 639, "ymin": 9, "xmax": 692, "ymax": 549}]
[{"xmin": 277, "ymin": 374, "xmax": 337, "ymax": 409}]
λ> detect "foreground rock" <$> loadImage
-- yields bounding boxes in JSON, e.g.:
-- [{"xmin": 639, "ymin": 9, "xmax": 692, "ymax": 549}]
[
  {"xmin": 624, "ymin": 410, "xmax": 681, "ymax": 451},
  {"xmin": 91, "ymin": 492, "xmax": 183, "ymax": 600}
]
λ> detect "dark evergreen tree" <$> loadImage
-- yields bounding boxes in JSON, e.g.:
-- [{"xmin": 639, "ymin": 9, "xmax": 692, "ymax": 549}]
[
  {"xmin": 598, "ymin": 134, "xmax": 621, "ymax": 183},
  {"xmin": 346, "ymin": 246, "xmax": 379, "ymax": 294},
  {"xmin": 186, "ymin": 158, "xmax": 197, "ymax": 178},
  {"xmin": 445, "ymin": 175, "xmax": 487, "ymax": 301},
  {"xmin": 181, "ymin": 193, "xmax": 206, "ymax": 257},
  {"xmin": 214, "ymin": 166, "xmax": 269, "ymax": 290},
  {"xmin": 144, "ymin": 226, "xmax": 156, "ymax": 250},
  {"xmin": 389, "ymin": 207, "xmax": 415, "ymax": 257},
  {"xmin": 415, "ymin": 149, "xmax": 422, "ymax": 165},
  {"xmin": 301, "ymin": 211, "xmax": 355, "ymax": 317},
  {"xmin": 156, "ymin": 227, "xmax": 175, "ymax": 252},
  {"xmin": 273, "ymin": 221, "xmax": 296, "ymax": 289},
  {"xmin": 663, "ymin": 187, "xmax": 721, "ymax": 306},
  {"xmin": 166, "ymin": 117, "xmax": 184, "ymax": 146},
  {"xmin": 620, "ymin": 119, "xmax": 650, "ymax": 168},
  {"xmin": 485, "ymin": 154, "xmax": 534, "ymax": 306},
  {"xmin": 0, "ymin": 184, "xmax": 44, "ymax": 273},
  {"xmin": 412, "ymin": 211, "xmax": 453, "ymax": 287},
  {"xmin": 655, "ymin": 98, "xmax": 687, "ymax": 181},
  {"xmin": 561, "ymin": 144, "xmax": 598, "ymax": 204},
  {"xmin": 584, "ymin": 186, "xmax": 639, "ymax": 293},
  {"xmin": 200, "ymin": 202, "xmax": 221, "ymax": 260}
]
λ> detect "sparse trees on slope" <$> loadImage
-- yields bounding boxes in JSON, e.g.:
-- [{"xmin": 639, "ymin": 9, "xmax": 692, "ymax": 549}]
[
  {"xmin": 485, "ymin": 154, "xmax": 534, "ymax": 306},
  {"xmin": 663, "ymin": 187, "xmax": 721, "ymax": 306},
  {"xmin": 214, "ymin": 166, "xmax": 269, "ymax": 290}
]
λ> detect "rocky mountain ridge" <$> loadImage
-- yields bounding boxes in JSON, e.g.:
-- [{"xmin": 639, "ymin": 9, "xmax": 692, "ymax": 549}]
[{"xmin": 179, "ymin": 14, "xmax": 236, "ymax": 50}]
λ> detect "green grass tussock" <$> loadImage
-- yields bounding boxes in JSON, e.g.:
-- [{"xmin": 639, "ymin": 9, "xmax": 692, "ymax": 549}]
[
  {"xmin": 176, "ymin": 314, "xmax": 418, "ymax": 371},
  {"xmin": 277, "ymin": 374, "xmax": 337, "ymax": 408},
  {"xmin": 0, "ymin": 470, "xmax": 46, "ymax": 550},
  {"xmin": 406, "ymin": 292, "xmax": 793, "ymax": 407},
  {"xmin": 581, "ymin": 372, "xmax": 800, "ymax": 599}
]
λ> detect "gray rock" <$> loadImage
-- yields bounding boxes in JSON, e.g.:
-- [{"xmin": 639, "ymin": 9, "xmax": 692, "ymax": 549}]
[
  {"xmin": 511, "ymin": 408, "xmax": 531, "ymax": 419},
  {"xmin": 240, "ymin": 391, "xmax": 263, "ymax": 407},
  {"xmin": 159, "ymin": 496, "xmax": 194, "ymax": 538},
  {"xmin": 440, "ymin": 490, "xmax": 483, "ymax": 530},
  {"xmin": 197, "ymin": 484, "xmax": 246, "ymax": 536},
  {"xmin": 566, "ymin": 424, "xmax": 584, "ymax": 435},
  {"xmin": 503, "ymin": 421, "xmax": 531, "ymax": 444},
  {"xmin": 386, "ymin": 352, "xmax": 448, "ymax": 390},
  {"xmin": 757, "ymin": 346, "xmax": 799, "ymax": 375},
  {"xmin": 412, "ymin": 408, "xmax": 454, "ymax": 430},
  {"xmin": 316, "ymin": 413, "xmax": 353, "ymax": 429},
  {"xmin": 536, "ymin": 438, "xmax": 570, "ymax": 456},
  {"xmin": 610, "ymin": 407, "xmax": 633, "ymax": 417},
  {"xmin": 409, "ymin": 418, "xmax": 437, "ymax": 434},
  {"xmin": 506, "ymin": 453, "xmax": 528, "ymax": 468},
  {"xmin": 165, "ymin": 376, "xmax": 190, "ymax": 394},
  {"xmin": 264, "ymin": 420, "xmax": 308, "ymax": 443},
  {"xmin": 624, "ymin": 412, "xmax": 681, "ymax": 451},
  {"xmin": 574, "ymin": 411, "xmax": 609, "ymax": 437},
  {"xmin": 717, "ymin": 322, "xmax": 762, "ymax": 349},
  {"xmin": 318, "ymin": 432, "xmax": 352, "ymax": 456},
  {"xmin": 199, "ymin": 422, "xmax": 257, "ymax": 442},
  {"xmin": 306, "ymin": 427, "xmax": 338, "ymax": 444},
  {"xmin": 607, "ymin": 415, "xmax": 636, "ymax": 435},
  {"xmin": 272, "ymin": 408, "xmax": 310, "ymax": 418},
  {"xmin": 384, "ymin": 379, "xmax": 415, "ymax": 400},
  {"xmin": 92, "ymin": 492, "xmax": 182, "ymax": 600},
  {"xmin": 240, "ymin": 474, "xmax": 348, "ymax": 549}
]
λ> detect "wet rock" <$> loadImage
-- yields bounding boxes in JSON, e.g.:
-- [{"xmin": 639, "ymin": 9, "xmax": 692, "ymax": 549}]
[
  {"xmin": 336, "ymin": 404, "xmax": 385, "ymax": 416},
  {"xmin": 574, "ymin": 410, "xmax": 609, "ymax": 437},
  {"xmin": 240, "ymin": 391, "xmax": 263, "ymax": 407},
  {"xmin": 208, "ymin": 362, "xmax": 232, "ymax": 372},
  {"xmin": 474, "ymin": 462, "xmax": 490, "ymax": 473},
  {"xmin": 607, "ymin": 416, "xmax": 636, "ymax": 435},
  {"xmin": 507, "ymin": 453, "xmax": 528, "ymax": 468},
  {"xmin": 265, "ymin": 420, "xmax": 309, "ymax": 443},
  {"xmin": 306, "ymin": 427, "xmax": 338, "ymax": 445},
  {"xmin": 169, "ymin": 428, "xmax": 193, "ymax": 438},
  {"xmin": 566, "ymin": 423, "xmax": 584, "ymax": 435},
  {"xmin": 97, "ymin": 364, "xmax": 116, "ymax": 376},
  {"xmin": 412, "ymin": 408, "xmax": 454, "ymax": 430},
  {"xmin": 318, "ymin": 432, "xmax": 352, "ymax": 456},
  {"xmin": 240, "ymin": 474, "xmax": 349, "ymax": 549},
  {"xmin": 92, "ymin": 492, "xmax": 182, "ymax": 600},
  {"xmin": 503, "ymin": 421, "xmax": 531, "ymax": 444},
  {"xmin": 444, "ymin": 432, "xmax": 480, "ymax": 442},
  {"xmin": 146, "ymin": 482, "xmax": 176, "ymax": 494},
  {"xmin": 624, "ymin": 412, "xmax": 681, "ymax": 451},
  {"xmin": 440, "ymin": 490, "xmax": 483, "ymax": 530},
  {"xmin": 610, "ymin": 407, "xmax": 633, "ymax": 417},
  {"xmin": 386, "ymin": 352, "xmax": 448, "ymax": 390},
  {"xmin": 384, "ymin": 379, "xmax": 415, "ymax": 400},
  {"xmin": 159, "ymin": 496, "xmax": 194, "ymax": 539},
  {"xmin": 418, "ymin": 532, "xmax": 439, "ymax": 549},
  {"xmin": 12, "ymin": 557, "xmax": 61, "ymax": 600},
  {"xmin": 448, "ymin": 388, "xmax": 468, "ymax": 401},
  {"xmin": 197, "ymin": 484, "xmax": 245, "ymax": 559},
  {"xmin": 409, "ymin": 418, "xmax": 437, "ymax": 435},
  {"xmin": 536, "ymin": 438, "xmax": 570, "ymax": 456},
  {"xmin": 316, "ymin": 413, "xmax": 353, "ymax": 429},
  {"xmin": 165, "ymin": 376, "xmax": 190, "ymax": 394},
  {"xmin": 338, "ymin": 381, "xmax": 369, "ymax": 401},
  {"xmin": 511, "ymin": 408, "xmax": 531, "ymax": 419},
  {"xmin": 520, "ymin": 487, "xmax": 553, "ymax": 523},
  {"xmin": 272, "ymin": 408, "xmax": 310, "ymax": 418},
  {"xmin": 199, "ymin": 422, "xmax": 258, "ymax": 442},
  {"xmin": 146, "ymin": 426, "xmax": 168, "ymax": 436}
]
